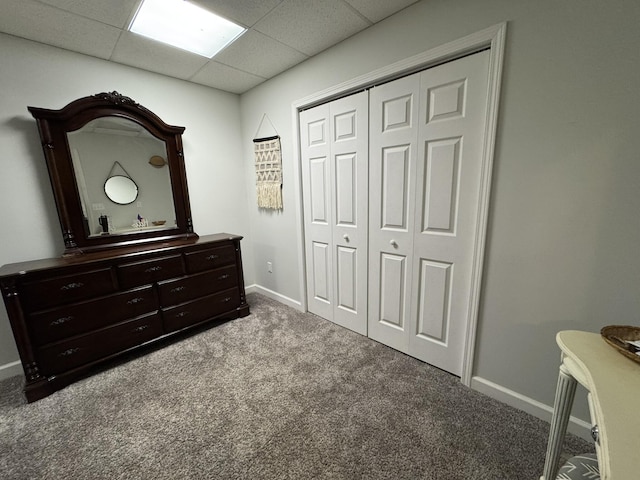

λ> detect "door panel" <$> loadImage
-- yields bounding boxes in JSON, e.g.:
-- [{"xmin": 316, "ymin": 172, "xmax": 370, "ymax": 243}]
[
  {"xmin": 335, "ymin": 153, "xmax": 356, "ymax": 226},
  {"xmin": 301, "ymin": 91, "xmax": 368, "ymax": 335},
  {"xmin": 379, "ymin": 253, "xmax": 407, "ymax": 329},
  {"xmin": 368, "ymin": 73, "xmax": 420, "ymax": 351},
  {"xmin": 408, "ymin": 50, "xmax": 490, "ymax": 375},
  {"xmin": 336, "ymin": 246, "xmax": 356, "ymax": 312},
  {"xmin": 416, "ymin": 259, "xmax": 452, "ymax": 342},
  {"xmin": 309, "ymin": 157, "xmax": 330, "ymax": 223},
  {"xmin": 422, "ymin": 138, "xmax": 461, "ymax": 234},
  {"xmin": 301, "ymin": 104, "xmax": 333, "ymax": 320},
  {"xmin": 381, "ymin": 145, "xmax": 412, "ymax": 230},
  {"xmin": 311, "ymin": 241, "xmax": 331, "ymax": 303},
  {"xmin": 330, "ymin": 92, "xmax": 368, "ymax": 335}
]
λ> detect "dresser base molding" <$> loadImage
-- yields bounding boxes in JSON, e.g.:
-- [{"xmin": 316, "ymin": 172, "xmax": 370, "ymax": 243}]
[{"xmin": 1, "ymin": 233, "xmax": 249, "ymax": 402}]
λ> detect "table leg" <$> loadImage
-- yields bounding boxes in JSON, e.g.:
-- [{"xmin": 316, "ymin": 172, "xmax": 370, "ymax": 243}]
[{"xmin": 540, "ymin": 363, "xmax": 577, "ymax": 480}]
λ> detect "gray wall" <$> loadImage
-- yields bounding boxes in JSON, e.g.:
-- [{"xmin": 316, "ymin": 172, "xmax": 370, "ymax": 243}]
[
  {"xmin": 240, "ymin": 0, "xmax": 640, "ymax": 424},
  {"xmin": 0, "ymin": 34, "xmax": 253, "ymax": 373}
]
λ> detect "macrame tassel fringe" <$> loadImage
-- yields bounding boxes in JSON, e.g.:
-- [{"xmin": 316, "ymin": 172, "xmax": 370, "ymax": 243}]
[{"xmin": 256, "ymin": 182, "xmax": 283, "ymax": 209}]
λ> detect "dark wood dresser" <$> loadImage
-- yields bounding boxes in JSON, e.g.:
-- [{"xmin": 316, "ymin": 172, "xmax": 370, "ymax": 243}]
[{"xmin": 0, "ymin": 233, "xmax": 249, "ymax": 402}]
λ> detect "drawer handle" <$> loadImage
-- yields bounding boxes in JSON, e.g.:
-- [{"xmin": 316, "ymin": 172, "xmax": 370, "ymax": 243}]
[
  {"xmin": 133, "ymin": 325, "xmax": 149, "ymax": 333},
  {"xmin": 176, "ymin": 311, "xmax": 190, "ymax": 318},
  {"xmin": 218, "ymin": 274, "xmax": 230, "ymax": 280},
  {"xmin": 170, "ymin": 286, "xmax": 186, "ymax": 293},
  {"xmin": 127, "ymin": 297, "xmax": 144, "ymax": 305},
  {"xmin": 223, "ymin": 297, "xmax": 232, "ymax": 303},
  {"xmin": 206, "ymin": 254, "xmax": 219, "ymax": 261},
  {"xmin": 59, "ymin": 347, "xmax": 80, "ymax": 357},
  {"xmin": 60, "ymin": 282, "xmax": 84, "ymax": 291},
  {"xmin": 144, "ymin": 266, "xmax": 163, "ymax": 273},
  {"xmin": 50, "ymin": 316, "xmax": 73, "ymax": 326}
]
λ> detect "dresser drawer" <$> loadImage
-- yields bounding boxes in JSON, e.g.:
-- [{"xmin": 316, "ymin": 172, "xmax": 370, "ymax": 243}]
[
  {"xmin": 117, "ymin": 255, "xmax": 185, "ymax": 289},
  {"xmin": 28, "ymin": 285, "xmax": 158, "ymax": 346},
  {"xmin": 21, "ymin": 268, "xmax": 116, "ymax": 312},
  {"xmin": 184, "ymin": 244, "xmax": 236, "ymax": 274},
  {"xmin": 36, "ymin": 312, "xmax": 162, "ymax": 375},
  {"xmin": 162, "ymin": 288, "xmax": 240, "ymax": 333},
  {"xmin": 157, "ymin": 265, "xmax": 238, "ymax": 306}
]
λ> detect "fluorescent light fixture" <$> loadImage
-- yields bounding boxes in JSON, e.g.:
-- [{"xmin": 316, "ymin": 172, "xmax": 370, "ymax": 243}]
[{"xmin": 129, "ymin": 0, "xmax": 246, "ymax": 58}]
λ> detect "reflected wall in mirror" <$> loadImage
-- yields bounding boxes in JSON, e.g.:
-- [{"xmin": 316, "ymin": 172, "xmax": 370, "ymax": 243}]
[
  {"xmin": 29, "ymin": 91, "xmax": 197, "ymax": 254},
  {"xmin": 67, "ymin": 117, "xmax": 175, "ymax": 237}
]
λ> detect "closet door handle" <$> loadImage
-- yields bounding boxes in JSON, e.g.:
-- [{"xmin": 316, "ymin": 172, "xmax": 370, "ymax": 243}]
[
  {"xmin": 343, "ymin": 234, "xmax": 349, "ymax": 242},
  {"xmin": 390, "ymin": 239, "xmax": 398, "ymax": 248}
]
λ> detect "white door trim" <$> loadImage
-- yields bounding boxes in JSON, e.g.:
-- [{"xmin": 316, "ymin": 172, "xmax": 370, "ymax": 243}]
[{"xmin": 291, "ymin": 22, "xmax": 507, "ymax": 386}]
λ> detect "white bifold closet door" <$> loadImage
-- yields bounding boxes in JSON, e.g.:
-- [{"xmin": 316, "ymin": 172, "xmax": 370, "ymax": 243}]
[
  {"xmin": 368, "ymin": 50, "xmax": 490, "ymax": 376},
  {"xmin": 300, "ymin": 91, "xmax": 368, "ymax": 335}
]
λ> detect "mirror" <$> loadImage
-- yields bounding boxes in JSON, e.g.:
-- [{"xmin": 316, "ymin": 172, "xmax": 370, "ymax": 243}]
[
  {"xmin": 29, "ymin": 91, "xmax": 197, "ymax": 254},
  {"xmin": 104, "ymin": 176, "xmax": 138, "ymax": 205},
  {"xmin": 66, "ymin": 116, "xmax": 175, "ymax": 237}
]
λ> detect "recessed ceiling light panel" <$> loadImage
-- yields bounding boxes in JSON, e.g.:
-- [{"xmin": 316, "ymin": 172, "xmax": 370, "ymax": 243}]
[{"xmin": 129, "ymin": 0, "xmax": 246, "ymax": 58}]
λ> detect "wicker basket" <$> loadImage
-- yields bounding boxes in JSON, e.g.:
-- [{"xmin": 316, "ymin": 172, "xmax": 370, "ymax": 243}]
[{"xmin": 601, "ymin": 325, "xmax": 640, "ymax": 364}]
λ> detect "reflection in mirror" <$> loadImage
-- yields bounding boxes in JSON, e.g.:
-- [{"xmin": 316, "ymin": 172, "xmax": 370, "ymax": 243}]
[
  {"xmin": 67, "ymin": 117, "xmax": 177, "ymax": 238},
  {"xmin": 104, "ymin": 175, "xmax": 138, "ymax": 205}
]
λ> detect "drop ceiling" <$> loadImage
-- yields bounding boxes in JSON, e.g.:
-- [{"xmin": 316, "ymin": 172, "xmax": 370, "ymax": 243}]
[{"xmin": 0, "ymin": 0, "xmax": 419, "ymax": 94}]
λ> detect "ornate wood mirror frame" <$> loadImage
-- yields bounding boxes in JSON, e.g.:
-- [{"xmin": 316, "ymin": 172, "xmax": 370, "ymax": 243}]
[{"xmin": 29, "ymin": 91, "xmax": 197, "ymax": 255}]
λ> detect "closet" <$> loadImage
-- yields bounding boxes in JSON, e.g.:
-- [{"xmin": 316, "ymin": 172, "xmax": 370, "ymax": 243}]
[{"xmin": 300, "ymin": 50, "xmax": 490, "ymax": 376}]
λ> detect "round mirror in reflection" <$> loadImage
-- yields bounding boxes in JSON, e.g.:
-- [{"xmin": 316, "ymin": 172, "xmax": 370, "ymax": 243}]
[{"xmin": 104, "ymin": 175, "xmax": 139, "ymax": 205}]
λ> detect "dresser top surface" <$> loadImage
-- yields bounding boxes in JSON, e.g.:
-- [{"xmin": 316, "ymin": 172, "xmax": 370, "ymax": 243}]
[{"xmin": 0, "ymin": 233, "xmax": 242, "ymax": 278}]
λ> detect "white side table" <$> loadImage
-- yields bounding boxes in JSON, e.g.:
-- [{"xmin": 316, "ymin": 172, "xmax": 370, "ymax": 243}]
[{"xmin": 540, "ymin": 330, "xmax": 640, "ymax": 479}]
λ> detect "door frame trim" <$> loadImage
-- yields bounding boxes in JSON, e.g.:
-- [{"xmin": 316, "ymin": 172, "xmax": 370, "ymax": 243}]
[{"xmin": 291, "ymin": 22, "xmax": 507, "ymax": 386}]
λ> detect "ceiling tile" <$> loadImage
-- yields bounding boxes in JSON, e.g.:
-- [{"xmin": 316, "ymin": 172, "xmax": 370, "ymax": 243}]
[
  {"xmin": 37, "ymin": 0, "xmax": 140, "ymax": 28},
  {"xmin": 0, "ymin": 0, "xmax": 121, "ymax": 59},
  {"xmin": 214, "ymin": 30, "xmax": 308, "ymax": 79},
  {"xmin": 111, "ymin": 32, "xmax": 209, "ymax": 80},
  {"xmin": 190, "ymin": 61, "xmax": 266, "ymax": 94},
  {"xmin": 191, "ymin": 0, "xmax": 284, "ymax": 27},
  {"xmin": 344, "ymin": 0, "xmax": 419, "ymax": 23},
  {"xmin": 254, "ymin": 0, "xmax": 370, "ymax": 56}
]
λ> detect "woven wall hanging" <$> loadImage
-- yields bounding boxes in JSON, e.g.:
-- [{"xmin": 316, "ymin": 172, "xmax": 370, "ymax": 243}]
[{"xmin": 253, "ymin": 114, "xmax": 283, "ymax": 209}]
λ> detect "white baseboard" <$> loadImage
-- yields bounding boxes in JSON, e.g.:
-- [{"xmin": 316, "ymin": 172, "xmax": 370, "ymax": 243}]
[
  {"xmin": 245, "ymin": 284, "xmax": 304, "ymax": 311},
  {"xmin": 0, "ymin": 360, "xmax": 22, "ymax": 381},
  {"xmin": 471, "ymin": 376, "xmax": 592, "ymax": 442}
]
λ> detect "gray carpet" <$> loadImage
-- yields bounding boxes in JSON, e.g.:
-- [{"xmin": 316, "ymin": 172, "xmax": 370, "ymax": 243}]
[{"xmin": 0, "ymin": 293, "xmax": 592, "ymax": 479}]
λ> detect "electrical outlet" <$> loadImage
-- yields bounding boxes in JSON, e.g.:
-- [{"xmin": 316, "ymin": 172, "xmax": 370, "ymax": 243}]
[{"xmin": 267, "ymin": 261, "xmax": 273, "ymax": 273}]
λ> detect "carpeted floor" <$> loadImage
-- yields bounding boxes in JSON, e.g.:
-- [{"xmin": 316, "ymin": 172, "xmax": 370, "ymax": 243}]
[{"xmin": 0, "ymin": 293, "xmax": 592, "ymax": 479}]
